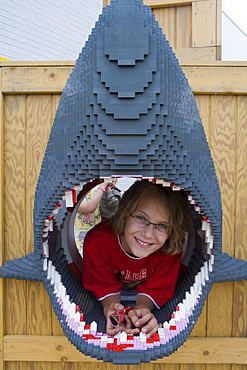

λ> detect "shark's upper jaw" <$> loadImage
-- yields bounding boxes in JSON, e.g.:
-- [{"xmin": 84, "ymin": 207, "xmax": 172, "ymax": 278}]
[
  {"xmin": 32, "ymin": 0, "xmax": 222, "ymax": 364},
  {"xmin": 37, "ymin": 176, "xmax": 220, "ymax": 364}
]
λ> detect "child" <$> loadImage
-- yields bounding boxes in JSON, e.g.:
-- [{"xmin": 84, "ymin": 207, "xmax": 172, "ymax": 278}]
[
  {"xmin": 99, "ymin": 178, "xmax": 121, "ymax": 220},
  {"xmin": 74, "ymin": 181, "xmax": 113, "ymax": 253},
  {"xmin": 82, "ymin": 180, "xmax": 192, "ymax": 337}
]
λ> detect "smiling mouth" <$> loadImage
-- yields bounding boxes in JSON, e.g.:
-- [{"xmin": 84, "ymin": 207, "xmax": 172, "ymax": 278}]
[{"xmin": 135, "ymin": 237, "xmax": 153, "ymax": 248}]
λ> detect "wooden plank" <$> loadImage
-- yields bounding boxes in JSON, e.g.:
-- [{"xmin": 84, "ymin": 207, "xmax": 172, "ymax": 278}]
[
  {"xmin": 104, "ymin": 0, "xmax": 205, "ymax": 7},
  {"xmin": 181, "ymin": 364, "xmax": 206, "ymax": 370},
  {"xmin": 25, "ymin": 95, "xmax": 53, "ymax": 254},
  {"xmin": 4, "ymin": 95, "xmax": 28, "ymax": 337},
  {"xmin": 207, "ymin": 95, "xmax": 236, "ymax": 339},
  {"xmin": 153, "ymin": 7, "xmax": 177, "ymax": 48},
  {"xmin": 176, "ymin": 5, "xmax": 192, "ymax": 49},
  {"xmin": 49, "ymin": 95, "xmax": 66, "ymax": 338},
  {"xmin": 207, "ymin": 282, "xmax": 234, "ymax": 336},
  {"xmin": 192, "ymin": 0, "xmax": 217, "ymax": 48},
  {"xmin": 233, "ymin": 280, "xmax": 247, "ymax": 337},
  {"xmin": 195, "ymin": 94, "xmax": 211, "ymax": 145},
  {"xmin": 190, "ymin": 303, "xmax": 207, "ymax": 337},
  {"xmin": 4, "ymin": 95, "xmax": 26, "ymax": 260},
  {"xmin": 0, "ymin": 68, "xmax": 3, "ymax": 266},
  {"xmin": 24, "ymin": 95, "xmax": 54, "ymax": 336},
  {"xmin": 216, "ymin": 0, "xmax": 222, "ymax": 47},
  {"xmin": 144, "ymin": 0, "xmax": 205, "ymax": 7},
  {"xmin": 175, "ymin": 47, "xmax": 217, "ymax": 61},
  {"xmin": 211, "ymin": 96, "xmax": 236, "ymax": 256},
  {"xmin": 183, "ymin": 62, "xmax": 247, "ymax": 66},
  {"xmin": 2, "ymin": 65, "xmax": 247, "ymax": 95},
  {"xmin": 235, "ymin": 96, "xmax": 247, "ymax": 261},
  {"xmin": 182, "ymin": 66, "xmax": 247, "ymax": 94},
  {"xmin": 233, "ymin": 95, "xmax": 247, "ymax": 338},
  {"xmin": 4, "ymin": 335, "xmax": 99, "ymax": 362},
  {"xmin": 0, "ymin": 61, "xmax": 75, "ymax": 67},
  {"xmin": 51, "ymin": 95, "xmax": 61, "ymax": 122},
  {"xmin": 195, "ymin": 94, "xmax": 240, "ymax": 342},
  {"xmin": 26, "ymin": 281, "xmax": 52, "ymax": 335},
  {"xmin": 3, "ymin": 60, "xmax": 247, "ymax": 67},
  {"xmin": 4, "ymin": 335, "xmax": 247, "ymax": 364},
  {"xmin": 189, "ymin": 95, "xmax": 211, "ymax": 340},
  {"xmin": 2, "ymin": 67, "xmax": 73, "ymax": 94},
  {"xmin": 0, "ymin": 61, "xmax": 4, "ymax": 370},
  {"xmin": 205, "ymin": 365, "xmax": 232, "ymax": 370},
  {"xmin": 5, "ymin": 280, "xmax": 28, "ymax": 335},
  {"xmin": 232, "ymin": 366, "xmax": 247, "ymax": 370}
]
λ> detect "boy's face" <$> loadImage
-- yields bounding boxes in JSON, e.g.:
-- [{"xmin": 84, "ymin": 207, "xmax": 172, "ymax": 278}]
[
  {"xmin": 109, "ymin": 179, "xmax": 116, "ymax": 187},
  {"xmin": 120, "ymin": 196, "xmax": 169, "ymax": 258}
]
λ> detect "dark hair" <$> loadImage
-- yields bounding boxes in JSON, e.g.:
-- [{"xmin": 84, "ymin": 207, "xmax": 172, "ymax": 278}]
[{"xmin": 109, "ymin": 180, "xmax": 192, "ymax": 255}]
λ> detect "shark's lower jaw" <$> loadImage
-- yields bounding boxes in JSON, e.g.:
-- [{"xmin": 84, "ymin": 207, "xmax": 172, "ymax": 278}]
[{"xmin": 39, "ymin": 176, "xmax": 217, "ymax": 364}]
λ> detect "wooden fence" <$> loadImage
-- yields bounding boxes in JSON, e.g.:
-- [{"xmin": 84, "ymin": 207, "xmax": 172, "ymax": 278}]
[{"xmin": 1, "ymin": 59, "xmax": 247, "ymax": 370}]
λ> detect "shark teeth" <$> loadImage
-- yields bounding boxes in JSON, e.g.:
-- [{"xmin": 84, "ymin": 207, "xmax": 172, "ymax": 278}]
[{"xmin": 41, "ymin": 177, "xmax": 215, "ymax": 356}]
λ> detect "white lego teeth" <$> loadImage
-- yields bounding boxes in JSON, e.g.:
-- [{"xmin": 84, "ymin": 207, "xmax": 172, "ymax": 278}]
[{"xmin": 41, "ymin": 178, "xmax": 216, "ymax": 351}]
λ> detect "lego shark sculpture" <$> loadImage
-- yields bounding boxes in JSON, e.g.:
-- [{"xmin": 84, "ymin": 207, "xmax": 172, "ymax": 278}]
[{"xmin": 1, "ymin": 0, "xmax": 247, "ymax": 364}]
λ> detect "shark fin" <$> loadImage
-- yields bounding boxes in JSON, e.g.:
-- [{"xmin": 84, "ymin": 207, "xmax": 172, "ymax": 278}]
[
  {"xmin": 0, "ymin": 253, "xmax": 42, "ymax": 282},
  {"xmin": 214, "ymin": 253, "xmax": 247, "ymax": 283}
]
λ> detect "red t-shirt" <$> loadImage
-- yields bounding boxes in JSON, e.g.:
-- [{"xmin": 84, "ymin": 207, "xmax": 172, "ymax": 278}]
[{"xmin": 82, "ymin": 220, "xmax": 182, "ymax": 308}]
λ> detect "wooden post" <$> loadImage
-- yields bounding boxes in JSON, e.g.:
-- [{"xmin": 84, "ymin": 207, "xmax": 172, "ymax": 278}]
[{"xmin": 0, "ymin": 61, "xmax": 4, "ymax": 370}]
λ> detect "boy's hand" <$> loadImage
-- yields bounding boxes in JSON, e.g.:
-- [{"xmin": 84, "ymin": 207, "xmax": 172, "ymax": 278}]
[
  {"xmin": 102, "ymin": 296, "xmax": 158, "ymax": 337},
  {"xmin": 127, "ymin": 306, "xmax": 158, "ymax": 337},
  {"xmin": 104, "ymin": 302, "xmax": 140, "ymax": 336}
]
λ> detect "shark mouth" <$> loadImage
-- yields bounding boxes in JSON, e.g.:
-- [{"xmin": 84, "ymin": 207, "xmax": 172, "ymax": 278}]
[{"xmin": 38, "ymin": 176, "xmax": 219, "ymax": 364}]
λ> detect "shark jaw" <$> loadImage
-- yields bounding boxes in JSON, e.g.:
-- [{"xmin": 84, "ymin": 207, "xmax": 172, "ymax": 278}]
[{"xmin": 40, "ymin": 176, "xmax": 217, "ymax": 364}]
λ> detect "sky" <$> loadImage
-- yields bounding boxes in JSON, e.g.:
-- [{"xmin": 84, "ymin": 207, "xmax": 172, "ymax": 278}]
[{"xmin": 223, "ymin": 0, "xmax": 247, "ymax": 34}]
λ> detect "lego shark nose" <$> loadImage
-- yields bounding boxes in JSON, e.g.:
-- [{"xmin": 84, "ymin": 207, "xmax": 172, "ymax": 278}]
[{"xmin": 105, "ymin": 15, "xmax": 149, "ymax": 66}]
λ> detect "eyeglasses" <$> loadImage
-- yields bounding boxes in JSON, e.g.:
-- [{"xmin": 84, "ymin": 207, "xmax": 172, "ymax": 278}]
[{"xmin": 129, "ymin": 213, "xmax": 170, "ymax": 235}]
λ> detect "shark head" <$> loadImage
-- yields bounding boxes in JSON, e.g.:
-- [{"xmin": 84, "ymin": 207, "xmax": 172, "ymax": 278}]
[{"xmin": 1, "ymin": 0, "xmax": 246, "ymax": 365}]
